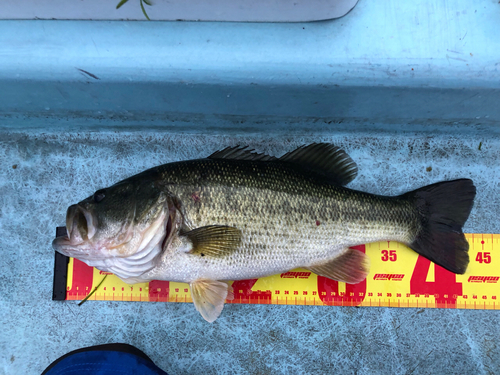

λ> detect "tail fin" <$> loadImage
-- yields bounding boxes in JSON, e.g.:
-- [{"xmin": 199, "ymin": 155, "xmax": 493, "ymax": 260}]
[{"xmin": 403, "ymin": 179, "xmax": 476, "ymax": 274}]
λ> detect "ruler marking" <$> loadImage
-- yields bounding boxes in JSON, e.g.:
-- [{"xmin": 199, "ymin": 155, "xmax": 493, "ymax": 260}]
[{"xmin": 65, "ymin": 234, "xmax": 499, "ymax": 310}]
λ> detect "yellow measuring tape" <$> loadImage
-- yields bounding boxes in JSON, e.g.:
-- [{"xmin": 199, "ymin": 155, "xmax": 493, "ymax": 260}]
[{"xmin": 65, "ymin": 234, "xmax": 500, "ymax": 309}]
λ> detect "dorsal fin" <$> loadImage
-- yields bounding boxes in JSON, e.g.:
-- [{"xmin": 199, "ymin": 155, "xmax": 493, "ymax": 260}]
[
  {"xmin": 279, "ymin": 143, "xmax": 358, "ymax": 185},
  {"xmin": 208, "ymin": 146, "xmax": 278, "ymax": 162}
]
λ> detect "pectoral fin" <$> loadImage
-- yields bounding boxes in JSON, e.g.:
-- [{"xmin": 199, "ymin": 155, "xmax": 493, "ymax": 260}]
[
  {"xmin": 185, "ymin": 225, "xmax": 242, "ymax": 257},
  {"xmin": 306, "ymin": 248, "xmax": 370, "ymax": 284},
  {"xmin": 190, "ymin": 279, "xmax": 234, "ymax": 323}
]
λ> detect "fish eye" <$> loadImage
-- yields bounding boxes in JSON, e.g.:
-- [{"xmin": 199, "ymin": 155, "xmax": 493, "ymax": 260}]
[{"xmin": 93, "ymin": 189, "xmax": 106, "ymax": 203}]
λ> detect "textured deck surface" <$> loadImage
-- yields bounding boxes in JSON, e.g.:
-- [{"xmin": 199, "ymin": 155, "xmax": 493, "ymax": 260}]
[{"xmin": 1, "ymin": 118, "xmax": 499, "ymax": 374}]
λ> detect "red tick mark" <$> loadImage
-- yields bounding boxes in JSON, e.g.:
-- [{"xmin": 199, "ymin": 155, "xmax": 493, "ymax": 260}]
[{"xmin": 316, "ymin": 220, "xmax": 321, "ymax": 226}]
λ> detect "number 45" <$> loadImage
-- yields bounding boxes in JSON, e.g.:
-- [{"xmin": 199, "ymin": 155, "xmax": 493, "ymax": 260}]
[{"xmin": 476, "ymin": 252, "xmax": 491, "ymax": 264}]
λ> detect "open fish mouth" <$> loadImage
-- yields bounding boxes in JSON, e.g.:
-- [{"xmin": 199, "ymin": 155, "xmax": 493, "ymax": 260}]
[
  {"xmin": 65, "ymin": 204, "xmax": 96, "ymax": 244},
  {"xmin": 52, "ymin": 204, "xmax": 98, "ymax": 259}
]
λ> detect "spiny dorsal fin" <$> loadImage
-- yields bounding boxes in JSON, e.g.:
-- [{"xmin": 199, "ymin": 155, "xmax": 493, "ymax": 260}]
[
  {"xmin": 208, "ymin": 146, "xmax": 278, "ymax": 162},
  {"xmin": 279, "ymin": 143, "xmax": 358, "ymax": 185},
  {"xmin": 185, "ymin": 225, "xmax": 242, "ymax": 257},
  {"xmin": 190, "ymin": 279, "xmax": 234, "ymax": 323},
  {"xmin": 306, "ymin": 248, "xmax": 370, "ymax": 284}
]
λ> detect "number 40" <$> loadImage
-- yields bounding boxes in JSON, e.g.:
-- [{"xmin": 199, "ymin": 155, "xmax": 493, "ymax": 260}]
[{"xmin": 476, "ymin": 252, "xmax": 491, "ymax": 264}]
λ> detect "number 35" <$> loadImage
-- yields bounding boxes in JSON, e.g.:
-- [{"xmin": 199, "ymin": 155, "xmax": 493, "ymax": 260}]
[{"xmin": 381, "ymin": 249, "xmax": 397, "ymax": 262}]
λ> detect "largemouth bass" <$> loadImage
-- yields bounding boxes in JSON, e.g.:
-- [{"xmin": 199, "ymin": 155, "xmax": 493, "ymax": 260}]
[{"xmin": 52, "ymin": 144, "xmax": 476, "ymax": 322}]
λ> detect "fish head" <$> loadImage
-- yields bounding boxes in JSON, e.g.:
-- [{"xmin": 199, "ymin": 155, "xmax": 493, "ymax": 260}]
[{"xmin": 52, "ymin": 178, "xmax": 180, "ymax": 279}]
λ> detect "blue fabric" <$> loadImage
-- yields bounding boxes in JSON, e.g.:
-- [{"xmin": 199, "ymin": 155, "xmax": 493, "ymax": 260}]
[{"xmin": 44, "ymin": 350, "xmax": 168, "ymax": 375}]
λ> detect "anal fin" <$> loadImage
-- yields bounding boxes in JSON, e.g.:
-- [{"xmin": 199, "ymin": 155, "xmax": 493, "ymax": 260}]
[
  {"xmin": 306, "ymin": 248, "xmax": 370, "ymax": 284},
  {"xmin": 190, "ymin": 279, "xmax": 234, "ymax": 323}
]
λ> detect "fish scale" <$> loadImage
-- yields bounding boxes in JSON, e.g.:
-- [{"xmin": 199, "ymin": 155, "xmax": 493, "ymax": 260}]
[
  {"xmin": 53, "ymin": 144, "xmax": 475, "ymax": 321},
  {"xmin": 143, "ymin": 158, "xmax": 417, "ymax": 281}
]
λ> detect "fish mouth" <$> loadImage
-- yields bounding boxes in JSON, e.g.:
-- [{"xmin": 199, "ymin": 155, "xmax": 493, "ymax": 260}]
[
  {"xmin": 65, "ymin": 204, "xmax": 96, "ymax": 244},
  {"xmin": 52, "ymin": 200, "xmax": 176, "ymax": 279},
  {"xmin": 52, "ymin": 204, "xmax": 98, "ymax": 257}
]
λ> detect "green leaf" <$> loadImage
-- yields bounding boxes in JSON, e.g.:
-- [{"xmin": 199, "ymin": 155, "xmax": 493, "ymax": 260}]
[
  {"xmin": 140, "ymin": 0, "xmax": 151, "ymax": 20},
  {"xmin": 116, "ymin": 0, "xmax": 130, "ymax": 9},
  {"xmin": 78, "ymin": 275, "xmax": 108, "ymax": 306}
]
